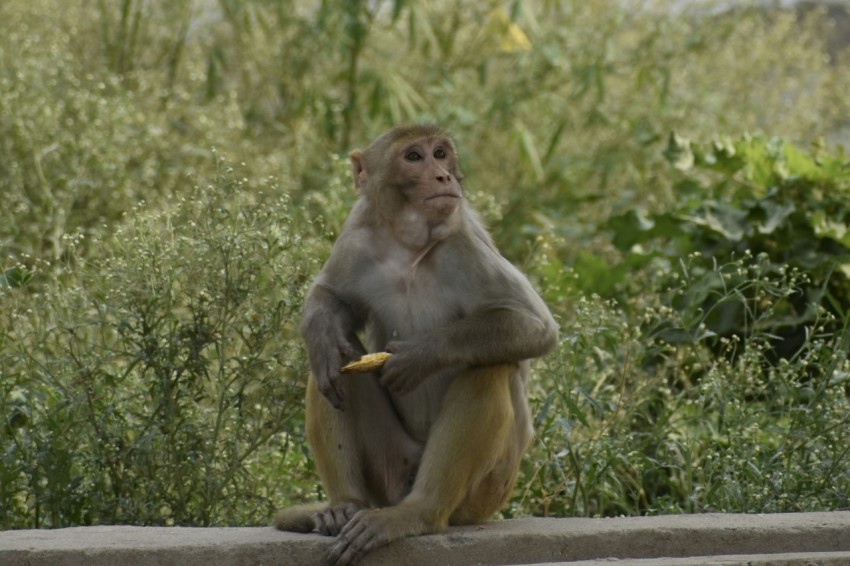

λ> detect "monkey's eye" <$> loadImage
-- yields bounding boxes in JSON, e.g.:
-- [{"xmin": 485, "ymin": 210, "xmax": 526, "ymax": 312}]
[
  {"xmin": 405, "ymin": 150, "xmax": 423, "ymax": 161},
  {"xmin": 434, "ymin": 148, "xmax": 447, "ymax": 159}
]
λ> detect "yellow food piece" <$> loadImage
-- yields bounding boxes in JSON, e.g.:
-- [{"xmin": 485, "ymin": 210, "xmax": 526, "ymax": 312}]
[{"xmin": 340, "ymin": 352, "xmax": 392, "ymax": 374}]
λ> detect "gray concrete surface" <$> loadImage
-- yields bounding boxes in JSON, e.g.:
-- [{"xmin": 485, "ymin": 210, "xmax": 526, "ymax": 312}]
[{"xmin": 1, "ymin": 512, "xmax": 849, "ymax": 565}]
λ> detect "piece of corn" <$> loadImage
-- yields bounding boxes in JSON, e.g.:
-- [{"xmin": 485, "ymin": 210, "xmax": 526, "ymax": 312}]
[{"xmin": 340, "ymin": 352, "xmax": 392, "ymax": 374}]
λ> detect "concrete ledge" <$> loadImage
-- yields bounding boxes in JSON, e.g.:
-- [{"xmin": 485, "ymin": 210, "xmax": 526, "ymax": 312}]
[{"xmin": 1, "ymin": 512, "xmax": 849, "ymax": 565}]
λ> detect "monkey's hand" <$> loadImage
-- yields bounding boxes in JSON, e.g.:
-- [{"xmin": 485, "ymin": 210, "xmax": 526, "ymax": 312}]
[
  {"xmin": 379, "ymin": 341, "xmax": 438, "ymax": 395},
  {"xmin": 308, "ymin": 331, "xmax": 362, "ymax": 410}
]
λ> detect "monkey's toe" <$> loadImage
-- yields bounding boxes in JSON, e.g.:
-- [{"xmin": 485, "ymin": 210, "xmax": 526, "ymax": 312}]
[
  {"xmin": 329, "ymin": 507, "xmax": 430, "ymax": 566},
  {"xmin": 314, "ymin": 501, "xmax": 365, "ymax": 536}
]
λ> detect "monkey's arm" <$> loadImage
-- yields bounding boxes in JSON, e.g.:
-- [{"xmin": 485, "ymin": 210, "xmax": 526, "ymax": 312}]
[
  {"xmin": 381, "ymin": 290, "xmax": 558, "ymax": 395},
  {"xmin": 300, "ymin": 283, "xmax": 367, "ymax": 409},
  {"xmin": 435, "ymin": 301, "xmax": 558, "ymax": 363}
]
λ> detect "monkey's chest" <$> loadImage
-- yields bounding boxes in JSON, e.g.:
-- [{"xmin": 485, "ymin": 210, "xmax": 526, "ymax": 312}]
[
  {"xmin": 379, "ymin": 275, "xmax": 458, "ymax": 338},
  {"xmin": 358, "ymin": 256, "xmax": 464, "ymax": 340}
]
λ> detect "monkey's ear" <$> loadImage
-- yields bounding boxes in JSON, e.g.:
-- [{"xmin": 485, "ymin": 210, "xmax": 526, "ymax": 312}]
[{"xmin": 350, "ymin": 150, "xmax": 368, "ymax": 193}]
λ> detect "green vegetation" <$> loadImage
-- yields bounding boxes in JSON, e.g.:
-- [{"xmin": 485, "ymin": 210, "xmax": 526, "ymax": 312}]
[{"xmin": 2, "ymin": 0, "xmax": 849, "ymax": 527}]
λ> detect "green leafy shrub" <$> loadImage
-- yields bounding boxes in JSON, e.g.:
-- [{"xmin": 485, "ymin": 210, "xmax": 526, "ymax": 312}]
[
  {"xmin": 521, "ymin": 254, "xmax": 850, "ymax": 517},
  {"xmin": 606, "ymin": 135, "xmax": 850, "ymax": 355},
  {"xmin": 519, "ymin": 135, "xmax": 850, "ymax": 517},
  {"xmin": 0, "ymin": 164, "xmax": 335, "ymax": 527}
]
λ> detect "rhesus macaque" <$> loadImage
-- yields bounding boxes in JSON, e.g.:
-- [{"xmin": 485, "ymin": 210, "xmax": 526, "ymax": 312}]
[{"xmin": 274, "ymin": 124, "xmax": 558, "ymax": 565}]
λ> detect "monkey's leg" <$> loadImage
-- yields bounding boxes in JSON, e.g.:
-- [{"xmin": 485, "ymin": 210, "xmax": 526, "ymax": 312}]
[
  {"xmin": 329, "ymin": 364, "xmax": 521, "ymax": 565},
  {"xmin": 450, "ymin": 364, "xmax": 532, "ymax": 525},
  {"xmin": 278, "ymin": 372, "xmax": 423, "ymax": 536}
]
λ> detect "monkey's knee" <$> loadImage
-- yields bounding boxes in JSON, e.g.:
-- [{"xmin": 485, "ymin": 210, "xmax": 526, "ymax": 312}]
[
  {"xmin": 440, "ymin": 363, "xmax": 512, "ymax": 411},
  {"xmin": 441, "ymin": 364, "xmax": 527, "ymax": 525},
  {"xmin": 442, "ymin": 364, "xmax": 516, "ymax": 433},
  {"xmin": 449, "ymin": 451, "xmax": 523, "ymax": 525}
]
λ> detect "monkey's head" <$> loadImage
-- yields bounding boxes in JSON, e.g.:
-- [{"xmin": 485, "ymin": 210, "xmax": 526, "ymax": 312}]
[{"xmin": 350, "ymin": 124, "xmax": 464, "ymax": 248}]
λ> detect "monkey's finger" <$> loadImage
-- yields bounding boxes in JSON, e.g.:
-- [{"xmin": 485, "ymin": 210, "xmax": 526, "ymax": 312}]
[
  {"xmin": 318, "ymin": 377, "xmax": 345, "ymax": 410},
  {"xmin": 328, "ymin": 536, "xmax": 353, "ymax": 565},
  {"xmin": 344, "ymin": 528, "xmax": 382, "ymax": 566},
  {"xmin": 334, "ymin": 541, "xmax": 363, "ymax": 566},
  {"xmin": 315, "ymin": 508, "xmax": 345, "ymax": 536},
  {"xmin": 327, "ymin": 507, "xmax": 350, "ymax": 535},
  {"xmin": 384, "ymin": 340, "xmax": 415, "ymax": 354},
  {"xmin": 378, "ymin": 363, "xmax": 416, "ymax": 395},
  {"xmin": 313, "ymin": 510, "xmax": 330, "ymax": 535},
  {"xmin": 338, "ymin": 341, "xmax": 359, "ymax": 362},
  {"xmin": 342, "ymin": 504, "xmax": 360, "ymax": 524},
  {"xmin": 332, "ymin": 521, "xmax": 371, "ymax": 566},
  {"xmin": 377, "ymin": 365, "xmax": 401, "ymax": 393},
  {"xmin": 329, "ymin": 385, "xmax": 345, "ymax": 410}
]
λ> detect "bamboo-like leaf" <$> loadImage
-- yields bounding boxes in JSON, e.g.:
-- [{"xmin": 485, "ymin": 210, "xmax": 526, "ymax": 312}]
[
  {"xmin": 663, "ymin": 131, "xmax": 694, "ymax": 171},
  {"xmin": 485, "ymin": 7, "xmax": 532, "ymax": 52},
  {"xmin": 516, "ymin": 122, "xmax": 545, "ymax": 182},
  {"xmin": 385, "ymin": 73, "xmax": 428, "ymax": 120}
]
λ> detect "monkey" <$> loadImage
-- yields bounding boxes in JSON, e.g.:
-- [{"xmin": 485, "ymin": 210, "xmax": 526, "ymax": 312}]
[{"xmin": 273, "ymin": 124, "xmax": 558, "ymax": 565}]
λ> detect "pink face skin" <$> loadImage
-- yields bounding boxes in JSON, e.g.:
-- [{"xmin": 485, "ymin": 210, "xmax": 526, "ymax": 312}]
[
  {"xmin": 350, "ymin": 134, "xmax": 465, "ymax": 250},
  {"xmin": 395, "ymin": 137, "xmax": 463, "ymax": 222}
]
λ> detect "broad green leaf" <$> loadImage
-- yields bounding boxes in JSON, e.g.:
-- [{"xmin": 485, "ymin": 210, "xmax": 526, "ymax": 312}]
[
  {"xmin": 757, "ymin": 200, "xmax": 795, "ymax": 235},
  {"xmin": 810, "ymin": 211, "xmax": 850, "ymax": 247},
  {"xmin": 607, "ymin": 209, "xmax": 655, "ymax": 251},
  {"xmin": 571, "ymin": 251, "xmax": 641, "ymax": 297},
  {"xmin": 784, "ymin": 141, "xmax": 825, "ymax": 180},
  {"xmin": 699, "ymin": 137, "xmax": 746, "ymax": 174},
  {"xmin": 1, "ymin": 266, "xmax": 32, "ymax": 289},
  {"xmin": 515, "ymin": 121, "xmax": 545, "ymax": 182},
  {"xmin": 663, "ymin": 132, "xmax": 694, "ymax": 171},
  {"xmin": 608, "ymin": 209, "xmax": 684, "ymax": 251},
  {"xmin": 683, "ymin": 202, "xmax": 747, "ymax": 241}
]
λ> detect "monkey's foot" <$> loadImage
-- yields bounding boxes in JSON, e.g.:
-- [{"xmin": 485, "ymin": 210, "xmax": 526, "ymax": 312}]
[
  {"xmin": 314, "ymin": 501, "xmax": 367, "ymax": 536},
  {"xmin": 272, "ymin": 502, "xmax": 325, "ymax": 533},
  {"xmin": 329, "ymin": 506, "xmax": 434, "ymax": 566}
]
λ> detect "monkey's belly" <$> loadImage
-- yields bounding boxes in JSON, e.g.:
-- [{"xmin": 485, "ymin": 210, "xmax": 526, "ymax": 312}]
[{"xmin": 389, "ymin": 369, "xmax": 458, "ymax": 442}]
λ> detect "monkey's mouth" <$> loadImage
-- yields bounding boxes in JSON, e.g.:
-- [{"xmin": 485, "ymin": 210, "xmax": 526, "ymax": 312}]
[{"xmin": 425, "ymin": 193, "xmax": 461, "ymax": 202}]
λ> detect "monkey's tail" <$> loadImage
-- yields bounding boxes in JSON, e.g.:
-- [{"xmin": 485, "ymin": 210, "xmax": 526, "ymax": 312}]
[{"xmin": 272, "ymin": 502, "xmax": 326, "ymax": 533}]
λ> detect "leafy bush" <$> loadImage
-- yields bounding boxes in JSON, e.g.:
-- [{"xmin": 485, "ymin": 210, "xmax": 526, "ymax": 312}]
[
  {"xmin": 519, "ymin": 132, "xmax": 850, "ymax": 518},
  {"xmin": 0, "ymin": 164, "xmax": 341, "ymax": 527},
  {"xmin": 606, "ymin": 134, "xmax": 850, "ymax": 353},
  {"xmin": 521, "ymin": 255, "xmax": 850, "ymax": 517}
]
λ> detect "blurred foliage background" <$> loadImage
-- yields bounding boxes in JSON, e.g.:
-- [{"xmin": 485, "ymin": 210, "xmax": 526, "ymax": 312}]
[{"xmin": 1, "ymin": 0, "xmax": 849, "ymax": 528}]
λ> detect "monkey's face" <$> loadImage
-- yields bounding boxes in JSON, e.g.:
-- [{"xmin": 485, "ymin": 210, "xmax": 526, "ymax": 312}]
[
  {"xmin": 350, "ymin": 127, "xmax": 466, "ymax": 248},
  {"xmin": 392, "ymin": 135, "xmax": 463, "ymax": 223}
]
